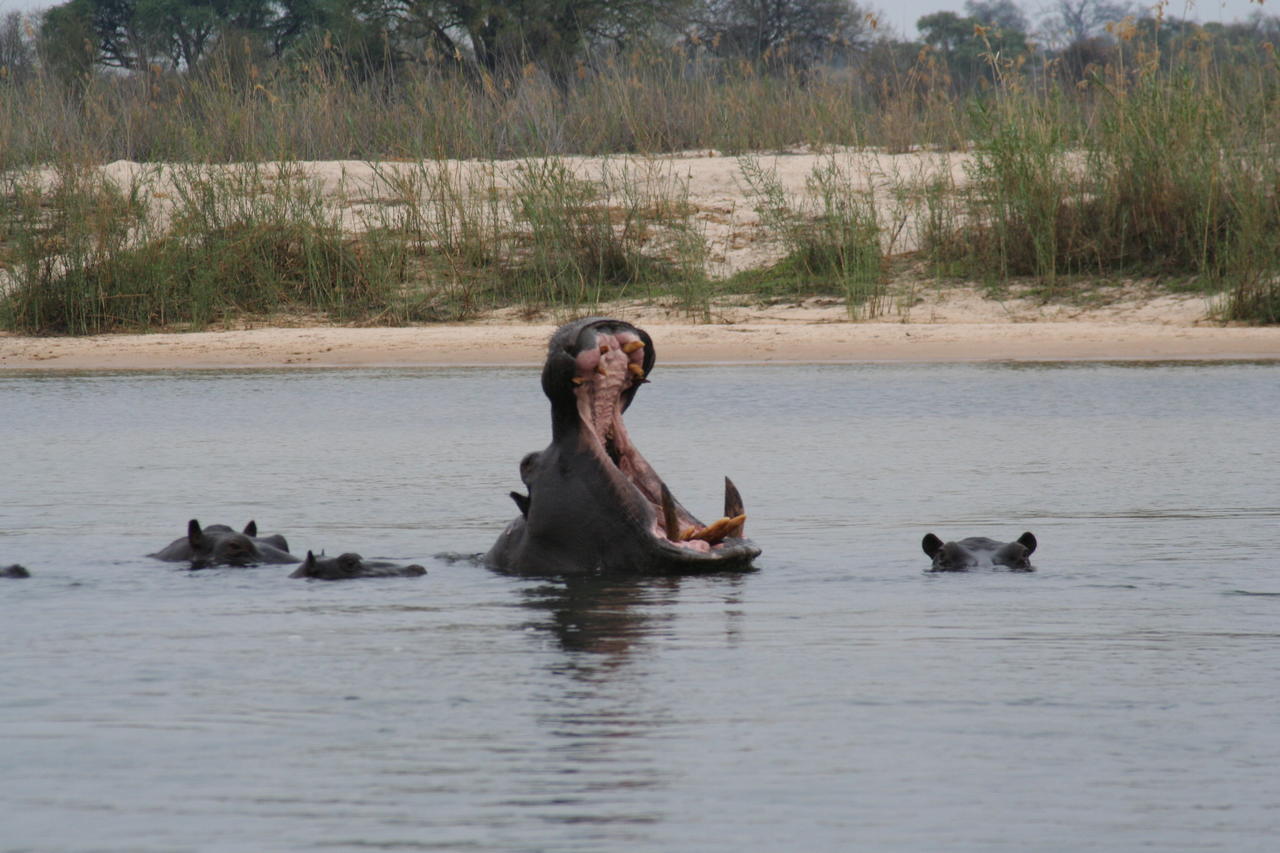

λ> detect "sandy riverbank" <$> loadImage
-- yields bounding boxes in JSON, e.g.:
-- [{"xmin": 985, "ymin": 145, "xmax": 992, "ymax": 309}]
[
  {"xmin": 4, "ymin": 148, "xmax": 1278, "ymax": 370},
  {"xmin": 2, "ymin": 293, "xmax": 1277, "ymax": 370}
]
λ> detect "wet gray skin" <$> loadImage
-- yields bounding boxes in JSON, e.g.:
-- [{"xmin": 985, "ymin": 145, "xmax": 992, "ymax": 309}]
[
  {"xmin": 922, "ymin": 532, "xmax": 1038, "ymax": 572},
  {"xmin": 486, "ymin": 317, "xmax": 761, "ymax": 575},
  {"xmin": 149, "ymin": 519, "xmax": 297, "ymax": 569},
  {"xmin": 1, "ymin": 564, "xmax": 30, "ymax": 578},
  {"xmin": 289, "ymin": 551, "xmax": 427, "ymax": 580}
]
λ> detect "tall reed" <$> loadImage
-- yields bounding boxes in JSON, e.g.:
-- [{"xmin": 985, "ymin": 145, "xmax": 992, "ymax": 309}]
[
  {"xmin": 920, "ymin": 21, "xmax": 1280, "ymax": 318},
  {"xmin": 1, "ymin": 161, "xmax": 409, "ymax": 333},
  {"xmin": 5, "ymin": 23, "xmax": 1280, "ymax": 326},
  {"xmin": 737, "ymin": 154, "xmax": 885, "ymax": 318}
]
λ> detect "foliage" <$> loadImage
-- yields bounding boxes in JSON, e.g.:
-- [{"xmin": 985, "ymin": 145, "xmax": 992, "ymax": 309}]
[
  {"xmin": 5, "ymin": 8, "xmax": 1280, "ymax": 326},
  {"xmin": 917, "ymin": 10, "xmax": 1029, "ymax": 88},
  {"xmin": 921, "ymin": 22, "xmax": 1280, "ymax": 319},
  {"xmin": 0, "ymin": 163, "xmax": 408, "ymax": 333},
  {"xmin": 964, "ymin": 0, "xmax": 1027, "ymax": 33},
  {"xmin": 36, "ymin": 0, "xmax": 693, "ymax": 79},
  {"xmin": 688, "ymin": 0, "xmax": 872, "ymax": 68},
  {"xmin": 44, "ymin": 0, "xmax": 277, "ymax": 71},
  {"xmin": 736, "ymin": 154, "xmax": 884, "ymax": 318},
  {"xmin": 1039, "ymin": 0, "xmax": 1133, "ymax": 48}
]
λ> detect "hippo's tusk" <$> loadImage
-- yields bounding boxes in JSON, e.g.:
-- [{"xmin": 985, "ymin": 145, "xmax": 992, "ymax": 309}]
[
  {"xmin": 690, "ymin": 517, "xmax": 731, "ymax": 543},
  {"xmin": 660, "ymin": 482, "xmax": 682, "ymax": 541},
  {"xmin": 622, "ymin": 340, "xmax": 645, "ymax": 354},
  {"xmin": 690, "ymin": 513, "xmax": 748, "ymax": 544},
  {"xmin": 724, "ymin": 477, "xmax": 744, "ymax": 520}
]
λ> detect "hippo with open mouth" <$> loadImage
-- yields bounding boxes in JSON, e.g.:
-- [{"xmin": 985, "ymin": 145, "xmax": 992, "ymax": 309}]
[
  {"xmin": 150, "ymin": 519, "xmax": 297, "ymax": 569},
  {"xmin": 922, "ymin": 532, "xmax": 1037, "ymax": 572},
  {"xmin": 486, "ymin": 317, "xmax": 761, "ymax": 575}
]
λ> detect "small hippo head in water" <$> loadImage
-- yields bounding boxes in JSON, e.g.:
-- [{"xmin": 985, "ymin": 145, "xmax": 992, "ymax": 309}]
[
  {"xmin": 150, "ymin": 519, "xmax": 297, "ymax": 569},
  {"xmin": 922, "ymin": 532, "xmax": 1037, "ymax": 572},
  {"xmin": 1, "ymin": 564, "xmax": 30, "ymax": 578},
  {"xmin": 289, "ymin": 551, "xmax": 427, "ymax": 580}
]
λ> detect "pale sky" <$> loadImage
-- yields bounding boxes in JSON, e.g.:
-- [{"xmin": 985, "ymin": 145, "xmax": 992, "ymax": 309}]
[{"xmin": 0, "ymin": 0, "xmax": 1272, "ymax": 40}]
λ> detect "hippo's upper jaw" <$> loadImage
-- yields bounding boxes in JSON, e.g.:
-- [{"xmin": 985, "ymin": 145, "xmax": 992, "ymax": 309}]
[{"xmin": 486, "ymin": 317, "xmax": 761, "ymax": 575}]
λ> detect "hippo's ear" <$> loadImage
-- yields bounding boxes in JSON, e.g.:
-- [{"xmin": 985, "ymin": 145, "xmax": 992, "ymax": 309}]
[
  {"xmin": 922, "ymin": 533, "xmax": 944, "ymax": 558},
  {"xmin": 187, "ymin": 519, "xmax": 205, "ymax": 548},
  {"xmin": 518, "ymin": 451, "xmax": 541, "ymax": 485},
  {"xmin": 289, "ymin": 552, "xmax": 315, "ymax": 579},
  {"xmin": 244, "ymin": 520, "xmax": 258, "ymax": 537},
  {"xmin": 1017, "ymin": 532, "xmax": 1037, "ymax": 554},
  {"xmin": 510, "ymin": 491, "xmax": 531, "ymax": 517}
]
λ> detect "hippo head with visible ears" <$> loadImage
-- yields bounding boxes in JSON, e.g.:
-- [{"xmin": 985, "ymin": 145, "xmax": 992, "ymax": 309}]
[
  {"xmin": 922, "ymin": 532, "xmax": 1038, "ymax": 572},
  {"xmin": 486, "ymin": 317, "xmax": 761, "ymax": 575},
  {"xmin": 149, "ymin": 519, "xmax": 297, "ymax": 568}
]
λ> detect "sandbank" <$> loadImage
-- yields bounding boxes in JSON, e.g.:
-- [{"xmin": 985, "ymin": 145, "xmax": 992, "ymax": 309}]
[{"xmin": 2, "ymin": 298, "xmax": 1277, "ymax": 370}]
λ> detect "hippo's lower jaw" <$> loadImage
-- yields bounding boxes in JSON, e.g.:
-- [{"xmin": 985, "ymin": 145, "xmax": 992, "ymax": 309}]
[{"xmin": 486, "ymin": 317, "xmax": 761, "ymax": 575}]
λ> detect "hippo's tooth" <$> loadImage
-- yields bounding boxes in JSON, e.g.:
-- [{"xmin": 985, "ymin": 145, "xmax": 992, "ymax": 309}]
[
  {"xmin": 724, "ymin": 477, "xmax": 744, "ymax": 519},
  {"xmin": 628, "ymin": 363, "xmax": 645, "ymax": 378},
  {"xmin": 571, "ymin": 376, "xmax": 586, "ymax": 385},
  {"xmin": 599, "ymin": 343, "xmax": 610, "ymax": 353},
  {"xmin": 660, "ymin": 483, "xmax": 682, "ymax": 541},
  {"xmin": 691, "ymin": 516, "xmax": 732, "ymax": 543},
  {"xmin": 723, "ymin": 513, "xmax": 746, "ymax": 539},
  {"xmin": 622, "ymin": 340, "xmax": 645, "ymax": 354},
  {"xmin": 595, "ymin": 363, "xmax": 608, "ymax": 376}
]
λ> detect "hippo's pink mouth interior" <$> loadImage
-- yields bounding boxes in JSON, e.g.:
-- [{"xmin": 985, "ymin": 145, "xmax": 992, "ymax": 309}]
[{"xmin": 571, "ymin": 328, "xmax": 746, "ymax": 554}]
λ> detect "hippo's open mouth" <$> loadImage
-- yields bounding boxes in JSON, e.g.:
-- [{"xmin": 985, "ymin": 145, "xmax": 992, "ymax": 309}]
[{"xmin": 567, "ymin": 324, "xmax": 749, "ymax": 555}]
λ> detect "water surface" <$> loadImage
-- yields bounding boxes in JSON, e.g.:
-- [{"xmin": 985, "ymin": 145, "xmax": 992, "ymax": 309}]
[{"xmin": 2, "ymin": 363, "xmax": 1278, "ymax": 851}]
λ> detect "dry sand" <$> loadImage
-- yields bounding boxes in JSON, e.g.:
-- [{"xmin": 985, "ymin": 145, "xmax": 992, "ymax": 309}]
[
  {"xmin": 2, "ymin": 292, "xmax": 1277, "ymax": 370},
  {"xmin": 4, "ymin": 151, "xmax": 1277, "ymax": 370}
]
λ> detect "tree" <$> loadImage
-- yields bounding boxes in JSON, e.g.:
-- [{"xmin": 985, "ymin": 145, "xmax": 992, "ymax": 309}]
[
  {"xmin": 963, "ymin": 0, "xmax": 1027, "ymax": 34},
  {"xmin": 1, "ymin": 11, "xmax": 39, "ymax": 84},
  {"xmin": 1040, "ymin": 0, "xmax": 1132, "ymax": 48},
  {"xmin": 39, "ymin": 3, "xmax": 97, "ymax": 85},
  {"xmin": 917, "ymin": 9, "xmax": 1029, "ymax": 87},
  {"xmin": 41, "ymin": 0, "xmax": 279, "ymax": 70},
  {"xmin": 690, "ymin": 0, "xmax": 872, "ymax": 68},
  {"xmin": 276, "ymin": 0, "xmax": 689, "ymax": 78}
]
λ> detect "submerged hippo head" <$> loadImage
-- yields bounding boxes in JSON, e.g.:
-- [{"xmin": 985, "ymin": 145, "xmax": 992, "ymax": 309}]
[
  {"xmin": 289, "ymin": 551, "xmax": 427, "ymax": 580},
  {"xmin": 922, "ymin": 531, "xmax": 1038, "ymax": 572},
  {"xmin": 486, "ymin": 317, "xmax": 761, "ymax": 575},
  {"xmin": 1, "ymin": 564, "xmax": 30, "ymax": 578},
  {"xmin": 150, "ymin": 519, "xmax": 297, "ymax": 569}
]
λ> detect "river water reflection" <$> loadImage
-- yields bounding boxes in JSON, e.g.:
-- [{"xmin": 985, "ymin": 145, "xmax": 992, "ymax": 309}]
[{"xmin": 2, "ymin": 362, "xmax": 1278, "ymax": 851}]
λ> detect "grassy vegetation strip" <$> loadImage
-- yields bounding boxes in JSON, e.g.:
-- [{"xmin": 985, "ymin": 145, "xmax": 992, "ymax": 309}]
[{"xmin": 2, "ymin": 30, "xmax": 1279, "ymax": 329}]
